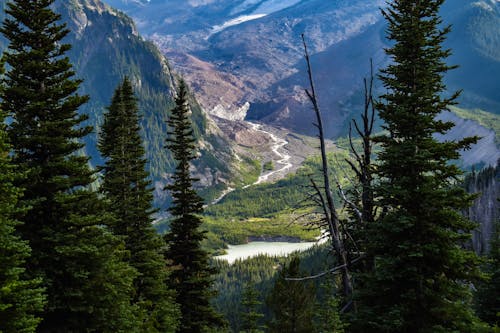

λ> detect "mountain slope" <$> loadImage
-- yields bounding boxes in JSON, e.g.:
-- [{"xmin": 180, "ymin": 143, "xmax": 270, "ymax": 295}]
[
  {"xmin": 104, "ymin": 0, "xmax": 500, "ymax": 136},
  {"xmin": 0, "ymin": 0, "xmax": 237, "ymax": 206}
]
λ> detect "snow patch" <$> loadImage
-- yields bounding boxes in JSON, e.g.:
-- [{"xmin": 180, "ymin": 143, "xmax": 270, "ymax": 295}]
[{"xmin": 208, "ymin": 14, "xmax": 267, "ymax": 37}]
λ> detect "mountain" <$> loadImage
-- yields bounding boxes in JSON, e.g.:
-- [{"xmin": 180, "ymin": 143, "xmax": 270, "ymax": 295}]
[
  {"xmin": 103, "ymin": 0, "xmax": 500, "ymax": 135},
  {"xmin": 443, "ymin": 0, "xmax": 500, "ymax": 112},
  {"xmin": 0, "ymin": 0, "xmax": 245, "ymax": 206}
]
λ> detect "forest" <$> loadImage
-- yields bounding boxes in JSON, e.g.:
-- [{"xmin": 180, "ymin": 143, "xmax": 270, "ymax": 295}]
[{"xmin": 0, "ymin": 0, "xmax": 499, "ymax": 333}]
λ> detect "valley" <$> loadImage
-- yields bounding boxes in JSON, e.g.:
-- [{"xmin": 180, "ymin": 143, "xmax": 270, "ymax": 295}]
[
  {"xmin": 0, "ymin": 0, "xmax": 498, "ymax": 331},
  {"xmin": 99, "ymin": 0, "xmax": 500, "ymax": 264}
]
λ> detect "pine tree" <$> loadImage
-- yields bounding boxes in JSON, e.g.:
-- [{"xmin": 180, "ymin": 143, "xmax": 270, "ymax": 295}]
[
  {"xmin": 314, "ymin": 277, "xmax": 346, "ymax": 333},
  {"xmin": 355, "ymin": 1, "xmax": 482, "ymax": 331},
  {"xmin": 266, "ymin": 257, "xmax": 315, "ymax": 333},
  {"xmin": 475, "ymin": 220, "xmax": 500, "ymax": 326},
  {"xmin": 0, "ymin": 70, "xmax": 45, "ymax": 332},
  {"xmin": 164, "ymin": 80, "xmax": 225, "ymax": 332},
  {"xmin": 240, "ymin": 282, "xmax": 264, "ymax": 333},
  {"xmin": 99, "ymin": 78, "xmax": 180, "ymax": 332},
  {"xmin": 1, "ymin": 1, "xmax": 139, "ymax": 331}
]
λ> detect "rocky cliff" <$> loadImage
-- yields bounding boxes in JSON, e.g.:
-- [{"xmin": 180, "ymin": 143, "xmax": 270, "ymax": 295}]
[
  {"xmin": 0, "ymin": 0, "xmax": 240, "ymax": 206},
  {"xmin": 465, "ymin": 162, "xmax": 500, "ymax": 255}
]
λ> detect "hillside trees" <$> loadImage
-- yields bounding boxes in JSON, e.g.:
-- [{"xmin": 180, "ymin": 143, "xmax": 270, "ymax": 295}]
[
  {"xmin": 240, "ymin": 282, "xmax": 265, "ymax": 333},
  {"xmin": 475, "ymin": 220, "xmax": 500, "ymax": 326},
  {"xmin": 99, "ymin": 78, "xmax": 180, "ymax": 332},
  {"xmin": 266, "ymin": 256, "xmax": 315, "ymax": 333},
  {"xmin": 355, "ymin": 0, "xmax": 482, "ymax": 331},
  {"xmin": 0, "ymin": 0, "xmax": 139, "ymax": 331},
  {"xmin": 0, "ymin": 68, "xmax": 45, "ymax": 332},
  {"xmin": 164, "ymin": 80, "xmax": 225, "ymax": 332}
]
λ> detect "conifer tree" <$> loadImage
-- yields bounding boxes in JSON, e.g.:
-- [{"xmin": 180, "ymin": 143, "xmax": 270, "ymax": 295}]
[
  {"xmin": 475, "ymin": 221, "xmax": 500, "ymax": 326},
  {"xmin": 314, "ymin": 278, "xmax": 346, "ymax": 333},
  {"xmin": 355, "ymin": 1, "xmax": 482, "ymax": 331},
  {"xmin": 164, "ymin": 80, "xmax": 225, "ymax": 332},
  {"xmin": 99, "ymin": 78, "xmax": 179, "ymax": 332},
  {"xmin": 266, "ymin": 257, "xmax": 315, "ymax": 333},
  {"xmin": 240, "ymin": 282, "xmax": 264, "ymax": 333},
  {"xmin": 0, "ymin": 77, "xmax": 45, "ymax": 332},
  {"xmin": 1, "ymin": 1, "xmax": 139, "ymax": 331}
]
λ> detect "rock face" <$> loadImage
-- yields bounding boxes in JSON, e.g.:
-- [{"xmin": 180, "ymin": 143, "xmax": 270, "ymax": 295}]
[
  {"xmin": 104, "ymin": 0, "xmax": 500, "ymax": 140},
  {"xmin": 0, "ymin": 0, "xmax": 238, "ymax": 206},
  {"xmin": 435, "ymin": 112, "xmax": 500, "ymax": 168},
  {"xmin": 465, "ymin": 162, "xmax": 500, "ymax": 255}
]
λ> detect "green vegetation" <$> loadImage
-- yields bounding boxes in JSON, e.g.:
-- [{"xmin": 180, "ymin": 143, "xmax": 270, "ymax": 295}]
[
  {"xmin": 204, "ymin": 216, "xmax": 318, "ymax": 250},
  {"xmin": 0, "ymin": 66, "xmax": 45, "ymax": 333},
  {"xmin": 213, "ymin": 245, "xmax": 335, "ymax": 332},
  {"xmin": 163, "ymin": 81, "xmax": 225, "ymax": 332},
  {"xmin": 1, "ymin": 1, "xmax": 139, "ymax": 331},
  {"xmin": 266, "ymin": 256, "xmax": 316, "ymax": 333},
  {"xmin": 263, "ymin": 161, "xmax": 274, "ymax": 171},
  {"xmin": 98, "ymin": 78, "xmax": 179, "ymax": 332},
  {"xmin": 206, "ymin": 151, "xmax": 350, "ymax": 220},
  {"xmin": 354, "ymin": 0, "xmax": 483, "ymax": 331},
  {"xmin": 475, "ymin": 220, "xmax": 500, "ymax": 327},
  {"xmin": 240, "ymin": 282, "xmax": 265, "ymax": 333}
]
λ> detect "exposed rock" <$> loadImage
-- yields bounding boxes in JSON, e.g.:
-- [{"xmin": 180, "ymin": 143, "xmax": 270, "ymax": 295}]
[
  {"xmin": 465, "ymin": 162, "xmax": 500, "ymax": 255},
  {"xmin": 435, "ymin": 112, "xmax": 500, "ymax": 168}
]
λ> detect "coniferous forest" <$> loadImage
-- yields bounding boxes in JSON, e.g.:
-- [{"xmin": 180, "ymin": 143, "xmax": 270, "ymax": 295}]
[{"xmin": 0, "ymin": 0, "xmax": 499, "ymax": 333}]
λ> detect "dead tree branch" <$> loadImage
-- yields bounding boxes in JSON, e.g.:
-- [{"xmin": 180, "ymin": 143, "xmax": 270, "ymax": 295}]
[{"xmin": 301, "ymin": 34, "xmax": 353, "ymax": 299}]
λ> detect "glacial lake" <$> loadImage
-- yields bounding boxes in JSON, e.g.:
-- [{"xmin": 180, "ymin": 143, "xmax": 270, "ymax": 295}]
[{"xmin": 214, "ymin": 241, "xmax": 320, "ymax": 264}]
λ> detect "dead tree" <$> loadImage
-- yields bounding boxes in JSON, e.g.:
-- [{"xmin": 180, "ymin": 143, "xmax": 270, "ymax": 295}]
[
  {"xmin": 341, "ymin": 60, "xmax": 377, "ymax": 274},
  {"xmin": 301, "ymin": 34, "xmax": 353, "ymax": 301}
]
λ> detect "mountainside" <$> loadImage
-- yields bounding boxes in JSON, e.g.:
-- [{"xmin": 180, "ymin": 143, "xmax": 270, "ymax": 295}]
[
  {"xmin": 0, "ymin": 0, "xmax": 245, "ymax": 206},
  {"xmin": 104, "ymin": 0, "xmax": 500, "ymax": 136},
  {"xmin": 465, "ymin": 162, "xmax": 500, "ymax": 255},
  {"xmin": 103, "ymin": 0, "xmax": 386, "ymax": 132}
]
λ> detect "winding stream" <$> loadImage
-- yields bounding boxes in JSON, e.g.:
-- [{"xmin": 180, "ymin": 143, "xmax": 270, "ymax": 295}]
[
  {"xmin": 244, "ymin": 122, "xmax": 293, "ymax": 187},
  {"xmin": 210, "ymin": 121, "xmax": 292, "ymax": 204}
]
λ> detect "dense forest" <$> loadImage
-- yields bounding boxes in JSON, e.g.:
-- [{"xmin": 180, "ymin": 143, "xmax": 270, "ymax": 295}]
[{"xmin": 0, "ymin": 0, "xmax": 499, "ymax": 332}]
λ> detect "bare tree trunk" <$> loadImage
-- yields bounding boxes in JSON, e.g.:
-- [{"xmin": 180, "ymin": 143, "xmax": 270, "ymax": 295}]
[
  {"xmin": 344, "ymin": 60, "xmax": 377, "ymax": 275},
  {"xmin": 301, "ymin": 34, "xmax": 353, "ymax": 299}
]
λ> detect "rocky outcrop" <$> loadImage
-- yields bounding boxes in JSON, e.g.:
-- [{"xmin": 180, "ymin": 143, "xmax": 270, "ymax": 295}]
[
  {"xmin": 465, "ymin": 162, "xmax": 500, "ymax": 255},
  {"xmin": 0, "ymin": 0, "xmax": 240, "ymax": 207}
]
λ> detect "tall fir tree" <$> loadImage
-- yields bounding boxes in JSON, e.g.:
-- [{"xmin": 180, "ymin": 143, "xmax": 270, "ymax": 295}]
[
  {"xmin": 355, "ymin": 0, "xmax": 482, "ymax": 332},
  {"xmin": 314, "ymin": 277, "xmax": 346, "ymax": 333},
  {"xmin": 164, "ymin": 80, "xmax": 225, "ymax": 333},
  {"xmin": 0, "ymin": 68, "xmax": 45, "ymax": 332},
  {"xmin": 475, "ymin": 220, "xmax": 500, "ymax": 327},
  {"xmin": 239, "ymin": 282, "xmax": 264, "ymax": 333},
  {"xmin": 0, "ymin": 1, "xmax": 139, "ymax": 331},
  {"xmin": 99, "ymin": 78, "xmax": 180, "ymax": 332},
  {"xmin": 266, "ymin": 256, "xmax": 315, "ymax": 333}
]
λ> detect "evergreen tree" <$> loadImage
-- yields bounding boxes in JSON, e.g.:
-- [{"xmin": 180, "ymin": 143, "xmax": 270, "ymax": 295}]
[
  {"xmin": 164, "ymin": 80, "xmax": 225, "ymax": 332},
  {"xmin": 239, "ymin": 282, "xmax": 264, "ymax": 333},
  {"xmin": 1, "ymin": 1, "xmax": 139, "ymax": 331},
  {"xmin": 314, "ymin": 277, "xmax": 346, "ymax": 333},
  {"xmin": 266, "ymin": 256, "xmax": 315, "ymax": 333},
  {"xmin": 99, "ymin": 78, "xmax": 180, "ymax": 332},
  {"xmin": 0, "ymin": 72, "xmax": 45, "ymax": 332},
  {"xmin": 355, "ymin": 1, "xmax": 482, "ymax": 331},
  {"xmin": 475, "ymin": 220, "xmax": 500, "ymax": 326}
]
